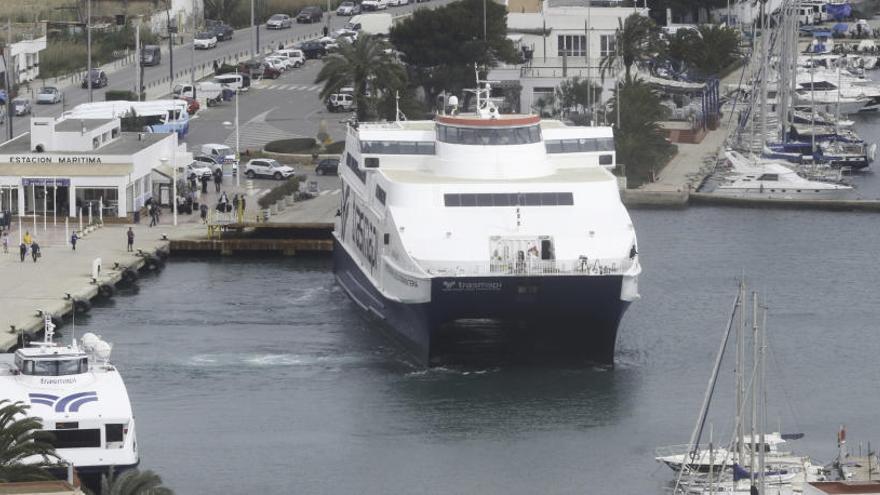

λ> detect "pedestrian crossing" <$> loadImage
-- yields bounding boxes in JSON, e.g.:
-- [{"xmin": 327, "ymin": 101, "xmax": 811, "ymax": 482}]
[
  {"xmin": 223, "ymin": 122, "xmax": 297, "ymax": 151},
  {"xmin": 251, "ymin": 82, "xmax": 323, "ymax": 92}
]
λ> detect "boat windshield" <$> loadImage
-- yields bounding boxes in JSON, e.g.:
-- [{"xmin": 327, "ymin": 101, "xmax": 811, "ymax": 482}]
[
  {"xmin": 436, "ymin": 124, "xmax": 541, "ymax": 145},
  {"xmin": 16, "ymin": 356, "xmax": 88, "ymax": 376}
]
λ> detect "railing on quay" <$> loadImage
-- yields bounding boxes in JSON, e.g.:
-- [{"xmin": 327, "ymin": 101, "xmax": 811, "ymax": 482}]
[{"xmin": 421, "ymin": 257, "xmax": 634, "ymax": 277}]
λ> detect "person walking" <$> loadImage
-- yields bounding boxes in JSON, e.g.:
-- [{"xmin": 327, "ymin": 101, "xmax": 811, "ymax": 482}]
[
  {"xmin": 2, "ymin": 231, "xmax": 8, "ymax": 254},
  {"xmin": 70, "ymin": 232, "xmax": 78, "ymax": 251},
  {"xmin": 126, "ymin": 227, "xmax": 135, "ymax": 252},
  {"xmin": 213, "ymin": 168, "xmax": 222, "ymax": 193},
  {"xmin": 200, "ymin": 203, "xmax": 209, "ymax": 224},
  {"xmin": 201, "ymin": 175, "xmax": 209, "ymax": 194},
  {"xmin": 31, "ymin": 242, "xmax": 40, "ymax": 262},
  {"xmin": 148, "ymin": 204, "xmax": 156, "ymax": 227},
  {"xmin": 19, "ymin": 242, "xmax": 27, "ymax": 262}
]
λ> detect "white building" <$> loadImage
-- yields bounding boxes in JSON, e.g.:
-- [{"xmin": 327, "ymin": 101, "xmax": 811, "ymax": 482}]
[
  {"xmin": 0, "ymin": 116, "xmax": 190, "ymax": 220},
  {"xmin": 2, "ymin": 24, "xmax": 47, "ymax": 86},
  {"xmin": 488, "ymin": 0, "xmax": 649, "ymax": 113}
]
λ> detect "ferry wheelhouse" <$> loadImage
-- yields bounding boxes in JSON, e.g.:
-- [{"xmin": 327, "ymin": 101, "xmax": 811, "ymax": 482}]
[
  {"xmin": 333, "ymin": 82, "xmax": 641, "ymax": 364},
  {"xmin": 0, "ymin": 318, "xmax": 138, "ymax": 477}
]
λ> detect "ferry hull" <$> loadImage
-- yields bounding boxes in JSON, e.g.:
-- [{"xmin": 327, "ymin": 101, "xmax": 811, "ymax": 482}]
[{"xmin": 334, "ymin": 238, "xmax": 630, "ymax": 365}]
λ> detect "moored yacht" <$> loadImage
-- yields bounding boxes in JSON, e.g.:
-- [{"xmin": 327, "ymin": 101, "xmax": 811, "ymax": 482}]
[
  {"xmin": 333, "ymin": 78, "xmax": 641, "ymax": 364},
  {"xmin": 0, "ymin": 317, "xmax": 138, "ymax": 479},
  {"xmin": 715, "ymin": 151, "xmax": 852, "ymax": 199}
]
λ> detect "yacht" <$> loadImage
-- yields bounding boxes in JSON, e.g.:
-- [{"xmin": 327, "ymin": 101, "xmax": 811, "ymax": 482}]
[
  {"xmin": 333, "ymin": 79, "xmax": 641, "ymax": 364},
  {"xmin": 0, "ymin": 317, "xmax": 139, "ymax": 479},
  {"xmin": 715, "ymin": 151, "xmax": 852, "ymax": 199}
]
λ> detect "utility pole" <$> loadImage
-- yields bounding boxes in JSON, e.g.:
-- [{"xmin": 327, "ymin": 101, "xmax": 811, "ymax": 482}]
[
  {"xmin": 167, "ymin": 5, "xmax": 174, "ymax": 95},
  {"xmin": 87, "ymin": 0, "xmax": 93, "ymax": 102},
  {"xmin": 5, "ymin": 21, "xmax": 14, "ymax": 140},
  {"xmin": 190, "ymin": 0, "xmax": 196, "ymax": 100}
]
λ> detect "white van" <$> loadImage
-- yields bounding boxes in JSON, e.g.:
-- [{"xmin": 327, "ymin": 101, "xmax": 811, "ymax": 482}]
[
  {"xmin": 273, "ymin": 49, "xmax": 305, "ymax": 68},
  {"xmin": 214, "ymin": 73, "xmax": 251, "ymax": 92},
  {"xmin": 199, "ymin": 143, "xmax": 239, "ymax": 174}
]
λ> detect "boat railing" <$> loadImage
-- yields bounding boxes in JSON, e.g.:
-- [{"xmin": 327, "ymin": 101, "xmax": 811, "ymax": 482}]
[{"xmin": 421, "ymin": 257, "xmax": 634, "ymax": 277}]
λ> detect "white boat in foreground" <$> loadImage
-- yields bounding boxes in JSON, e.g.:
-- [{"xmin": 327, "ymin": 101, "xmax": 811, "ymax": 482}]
[
  {"xmin": 715, "ymin": 151, "xmax": 852, "ymax": 199},
  {"xmin": 0, "ymin": 317, "xmax": 139, "ymax": 478}
]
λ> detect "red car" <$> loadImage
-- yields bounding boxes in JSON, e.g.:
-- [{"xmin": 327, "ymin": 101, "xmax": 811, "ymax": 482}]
[
  {"xmin": 175, "ymin": 95, "xmax": 200, "ymax": 115},
  {"xmin": 238, "ymin": 60, "xmax": 281, "ymax": 79}
]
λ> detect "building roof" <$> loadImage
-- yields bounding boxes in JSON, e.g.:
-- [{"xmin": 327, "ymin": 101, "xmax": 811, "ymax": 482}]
[
  {"xmin": 0, "ymin": 480, "xmax": 81, "ymax": 494},
  {"xmin": 53, "ymin": 118, "xmax": 115, "ymax": 133},
  {"xmin": 0, "ymin": 132, "xmax": 170, "ymax": 156},
  {"xmin": 808, "ymin": 481, "xmax": 880, "ymax": 494}
]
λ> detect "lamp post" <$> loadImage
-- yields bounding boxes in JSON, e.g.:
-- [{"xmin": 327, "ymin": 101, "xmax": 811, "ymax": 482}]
[
  {"xmin": 190, "ymin": 0, "xmax": 197, "ymax": 100},
  {"xmin": 222, "ymin": 84, "xmax": 240, "ymax": 188},
  {"xmin": 171, "ymin": 142, "xmax": 178, "ymax": 226},
  {"xmin": 251, "ymin": 0, "xmax": 256, "ymax": 56},
  {"xmin": 87, "ymin": 0, "xmax": 93, "ymax": 102}
]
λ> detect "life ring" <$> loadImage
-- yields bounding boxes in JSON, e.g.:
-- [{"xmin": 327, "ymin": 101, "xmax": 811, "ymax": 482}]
[
  {"xmin": 98, "ymin": 284, "xmax": 115, "ymax": 298},
  {"xmin": 73, "ymin": 299, "xmax": 91, "ymax": 314}
]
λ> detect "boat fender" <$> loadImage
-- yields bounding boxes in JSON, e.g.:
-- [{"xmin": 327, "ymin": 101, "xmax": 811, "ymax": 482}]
[
  {"xmin": 73, "ymin": 299, "xmax": 91, "ymax": 314},
  {"xmin": 121, "ymin": 269, "xmax": 138, "ymax": 284},
  {"xmin": 98, "ymin": 284, "xmax": 116, "ymax": 299}
]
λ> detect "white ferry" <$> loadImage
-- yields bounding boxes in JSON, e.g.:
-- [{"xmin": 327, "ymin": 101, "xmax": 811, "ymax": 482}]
[
  {"xmin": 0, "ymin": 317, "xmax": 139, "ymax": 478},
  {"xmin": 333, "ymin": 79, "xmax": 641, "ymax": 364}
]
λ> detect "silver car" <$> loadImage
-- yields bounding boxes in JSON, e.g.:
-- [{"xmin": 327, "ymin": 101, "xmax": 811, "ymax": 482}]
[
  {"xmin": 266, "ymin": 14, "xmax": 292, "ymax": 29},
  {"xmin": 36, "ymin": 87, "xmax": 62, "ymax": 104},
  {"xmin": 12, "ymin": 98, "xmax": 32, "ymax": 116}
]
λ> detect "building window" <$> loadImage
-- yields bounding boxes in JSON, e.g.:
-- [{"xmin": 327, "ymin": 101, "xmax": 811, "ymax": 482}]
[
  {"xmin": 600, "ymin": 35, "xmax": 617, "ymax": 57},
  {"xmin": 375, "ymin": 185, "xmax": 386, "ymax": 205},
  {"xmin": 558, "ymin": 35, "xmax": 586, "ymax": 57}
]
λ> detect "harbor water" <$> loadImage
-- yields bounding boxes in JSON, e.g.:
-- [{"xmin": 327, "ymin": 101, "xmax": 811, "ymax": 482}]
[{"xmin": 66, "ymin": 206, "xmax": 880, "ymax": 494}]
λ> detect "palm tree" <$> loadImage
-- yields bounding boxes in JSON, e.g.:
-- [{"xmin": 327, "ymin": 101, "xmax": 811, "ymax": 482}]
[
  {"xmin": 599, "ymin": 13, "xmax": 662, "ymax": 83},
  {"xmin": 101, "ymin": 468, "xmax": 174, "ymax": 495},
  {"xmin": 315, "ymin": 35, "xmax": 407, "ymax": 122},
  {"xmin": 609, "ymin": 78, "xmax": 674, "ymax": 186},
  {"xmin": 0, "ymin": 400, "xmax": 60, "ymax": 482}
]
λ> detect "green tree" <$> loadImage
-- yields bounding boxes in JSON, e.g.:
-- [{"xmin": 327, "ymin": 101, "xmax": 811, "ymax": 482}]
[
  {"xmin": 667, "ymin": 24, "xmax": 741, "ymax": 78},
  {"xmin": 554, "ymin": 76, "xmax": 601, "ymax": 119},
  {"xmin": 100, "ymin": 468, "xmax": 174, "ymax": 495},
  {"xmin": 315, "ymin": 35, "xmax": 407, "ymax": 122},
  {"xmin": 203, "ymin": 0, "xmax": 241, "ymax": 24},
  {"xmin": 610, "ymin": 78, "xmax": 675, "ymax": 186},
  {"xmin": 0, "ymin": 400, "xmax": 60, "ymax": 482},
  {"xmin": 599, "ymin": 13, "xmax": 663, "ymax": 83},
  {"xmin": 390, "ymin": 0, "xmax": 518, "ymax": 103}
]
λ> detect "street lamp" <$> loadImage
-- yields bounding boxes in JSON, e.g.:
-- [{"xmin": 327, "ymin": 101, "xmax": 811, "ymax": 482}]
[
  {"xmin": 87, "ymin": 0, "xmax": 93, "ymax": 103},
  {"xmin": 222, "ymin": 84, "xmax": 240, "ymax": 188}
]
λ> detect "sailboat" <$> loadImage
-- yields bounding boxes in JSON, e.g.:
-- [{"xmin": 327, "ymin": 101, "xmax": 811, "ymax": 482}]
[{"xmin": 655, "ymin": 281, "xmax": 826, "ymax": 494}]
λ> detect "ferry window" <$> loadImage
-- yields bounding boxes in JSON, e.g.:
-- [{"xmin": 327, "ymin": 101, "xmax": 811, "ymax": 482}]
[
  {"xmin": 545, "ymin": 138, "xmax": 616, "ymax": 154},
  {"xmin": 345, "ymin": 153, "xmax": 366, "ymax": 183},
  {"xmin": 32, "ymin": 361, "xmax": 56, "ymax": 376},
  {"xmin": 105, "ymin": 424, "xmax": 124, "ymax": 443},
  {"xmin": 57, "ymin": 359, "xmax": 80, "ymax": 376},
  {"xmin": 445, "ymin": 193, "xmax": 573, "ymax": 207},
  {"xmin": 398, "ymin": 141, "xmax": 417, "ymax": 154},
  {"xmin": 38, "ymin": 429, "xmax": 101, "ymax": 449},
  {"xmin": 375, "ymin": 186, "xmax": 387, "ymax": 205},
  {"xmin": 445, "ymin": 194, "xmax": 461, "ymax": 206},
  {"xmin": 476, "ymin": 194, "xmax": 493, "ymax": 206},
  {"xmin": 460, "ymin": 194, "xmax": 477, "ymax": 207},
  {"xmin": 757, "ymin": 174, "xmax": 778, "ymax": 181},
  {"xmin": 360, "ymin": 141, "xmax": 434, "ymax": 155},
  {"xmin": 437, "ymin": 125, "xmax": 542, "ymax": 145},
  {"xmin": 599, "ymin": 154, "xmax": 613, "ymax": 165}
]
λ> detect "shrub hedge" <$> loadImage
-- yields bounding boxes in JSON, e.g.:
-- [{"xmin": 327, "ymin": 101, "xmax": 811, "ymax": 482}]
[
  {"xmin": 264, "ymin": 138, "xmax": 345, "ymax": 155},
  {"xmin": 258, "ymin": 176, "xmax": 300, "ymax": 209}
]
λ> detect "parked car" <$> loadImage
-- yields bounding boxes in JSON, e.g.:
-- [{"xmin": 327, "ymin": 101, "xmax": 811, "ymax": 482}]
[
  {"xmin": 184, "ymin": 161, "xmax": 213, "ymax": 180},
  {"xmin": 238, "ymin": 59, "xmax": 281, "ymax": 79},
  {"xmin": 193, "ymin": 155, "xmax": 224, "ymax": 174},
  {"xmin": 266, "ymin": 14, "xmax": 292, "ymax": 29},
  {"xmin": 336, "ymin": 1, "xmax": 356, "ymax": 15},
  {"xmin": 81, "ymin": 69, "xmax": 108, "ymax": 89},
  {"xmin": 299, "ymin": 41, "xmax": 326, "ymax": 59},
  {"xmin": 361, "ymin": 0, "xmax": 388, "ymax": 10},
  {"xmin": 262, "ymin": 56, "xmax": 290, "ymax": 71},
  {"xmin": 194, "ymin": 32, "xmax": 218, "ymax": 49},
  {"xmin": 387, "ymin": 0, "xmax": 400, "ymax": 6},
  {"xmin": 297, "ymin": 6, "xmax": 323, "ymax": 23},
  {"xmin": 326, "ymin": 93, "xmax": 354, "ymax": 112},
  {"xmin": 245, "ymin": 159, "xmax": 296, "ymax": 180},
  {"xmin": 273, "ymin": 49, "xmax": 305, "ymax": 68},
  {"xmin": 140, "ymin": 45, "xmax": 162, "ymax": 66},
  {"xmin": 209, "ymin": 23, "xmax": 234, "ymax": 41},
  {"xmin": 10, "ymin": 98, "xmax": 31, "ymax": 116},
  {"xmin": 315, "ymin": 158, "xmax": 339, "ymax": 175},
  {"xmin": 36, "ymin": 87, "xmax": 62, "ymax": 104}
]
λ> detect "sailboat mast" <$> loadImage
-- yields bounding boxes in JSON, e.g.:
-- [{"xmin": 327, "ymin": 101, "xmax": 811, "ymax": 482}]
[
  {"xmin": 759, "ymin": 0, "xmax": 769, "ymax": 151},
  {"xmin": 750, "ymin": 290, "xmax": 759, "ymax": 480},
  {"xmin": 735, "ymin": 279, "xmax": 745, "ymax": 465},
  {"xmin": 758, "ymin": 302, "xmax": 768, "ymax": 494}
]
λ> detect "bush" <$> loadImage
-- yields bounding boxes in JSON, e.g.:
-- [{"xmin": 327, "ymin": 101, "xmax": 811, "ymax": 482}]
[
  {"xmin": 264, "ymin": 138, "xmax": 344, "ymax": 154},
  {"xmin": 105, "ymin": 90, "xmax": 140, "ymax": 101},
  {"xmin": 258, "ymin": 177, "xmax": 300, "ymax": 209}
]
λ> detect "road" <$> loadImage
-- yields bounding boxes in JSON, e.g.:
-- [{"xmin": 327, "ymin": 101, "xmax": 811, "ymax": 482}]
[{"xmin": 1, "ymin": 2, "xmax": 444, "ymax": 142}]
